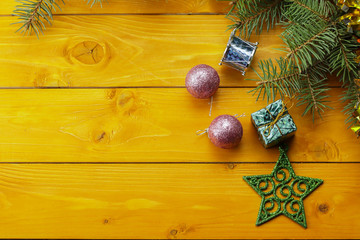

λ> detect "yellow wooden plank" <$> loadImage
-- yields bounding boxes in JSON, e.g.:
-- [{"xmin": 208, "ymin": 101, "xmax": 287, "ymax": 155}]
[
  {"xmin": 0, "ymin": 88, "xmax": 357, "ymax": 163},
  {"xmin": 0, "ymin": 15, "xmax": 342, "ymax": 87},
  {"xmin": 0, "ymin": 15, "xmax": 302, "ymax": 87},
  {"xmin": 0, "ymin": 0, "xmax": 229, "ymax": 15},
  {"xmin": 0, "ymin": 163, "xmax": 357, "ymax": 239}
]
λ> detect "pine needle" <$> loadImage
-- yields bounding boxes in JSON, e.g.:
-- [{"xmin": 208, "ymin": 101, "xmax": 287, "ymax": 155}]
[
  {"xmin": 249, "ymin": 58, "xmax": 301, "ymax": 101},
  {"xmin": 342, "ymin": 84, "xmax": 360, "ymax": 127},
  {"xmin": 282, "ymin": 20, "xmax": 337, "ymax": 72},
  {"xmin": 13, "ymin": 0, "xmax": 64, "ymax": 37},
  {"xmin": 86, "ymin": 0, "xmax": 104, "ymax": 8},
  {"xmin": 224, "ymin": 0, "xmax": 284, "ymax": 39},
  {"xmin": 224, "ymin": 0, "xmax": 357, "ymax": 122},
  {"xmin": 327, "ymin": 22, "xmax": 359, "ymax": 84},
  {"xmin": 296, "ymin": 63, "xmax": 332, "ymax": 121},
  {"xmin": 13, "ymin": 0, "xmax": 104, "ymax": 36}
]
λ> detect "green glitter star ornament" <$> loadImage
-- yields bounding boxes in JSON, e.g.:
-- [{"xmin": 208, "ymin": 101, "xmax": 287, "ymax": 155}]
[{"xmin": 243, "ymin": 145, "xmax": 323, "ymax": 228}]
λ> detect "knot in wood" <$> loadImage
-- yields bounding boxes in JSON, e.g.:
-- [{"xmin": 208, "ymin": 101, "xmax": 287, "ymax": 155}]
[
  {"xmin": 318, "ymin": 203, "xmax": 329, "ymax": 214},
  {"xmin": 91, "ymin": 129, "xmax": 110, "ymax": 145},
  {"xmin": 227, "ymin": 163, "xmax": 236, "ymax": 169},
  {"xmin": 71, "ymin": 41, "xmax": 105, "ymax": 65},
  {"xmin": 116, "ymin": 90, "xmax": 139, "ymax": 115},
  {"xmin": 169, "ymin": 229, "xmax": 177, "ymax": 236}
]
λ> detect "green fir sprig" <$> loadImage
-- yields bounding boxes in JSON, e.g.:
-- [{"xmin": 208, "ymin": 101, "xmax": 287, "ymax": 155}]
[
  {"xmin": 13, "ymin": 0, "xmax": 63, "ymax": 37},
  {"xmin": 87, "ymin": 0, "xmax": 104, "ymax": 8},
  {"xmin": 297, "ymin": 63, "xmax": 332, "ymax": 120},
  {"xmin": 248, "ymin": 57, "xmax": 301, "ymax": 101},
  {"xmin": 328, "ymin": 22, "xmax": 359, "ymax": 84},
  {"xmin": 13, "ymin": 0, "xmax": 104, "ymax": 37},
  {"xmin": 225, "ymin": 0, "xmax": 360, "ymax": 129},
  {"xmin": 282, "ymin": 20, "xmax": 337, "ymax": 72},
  {"xmin": 221, "ymin": 0, "xmax": 284, "ymax": 39},
  {"xmin": 342, "ymin": 83, "xmax": 360, "ymax": 126}
]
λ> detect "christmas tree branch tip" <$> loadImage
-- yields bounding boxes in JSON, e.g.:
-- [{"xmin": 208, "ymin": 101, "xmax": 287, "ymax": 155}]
[{"xmin": 13, "ymin": 0, "xmax": 104, "ymax": 37}]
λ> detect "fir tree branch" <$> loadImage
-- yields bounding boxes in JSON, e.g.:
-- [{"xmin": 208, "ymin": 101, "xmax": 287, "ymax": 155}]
[
  {"xmin": 342, "ymin": 83, "xmax": 360, "ymax": 127},
  {"xmin": 87, "ymin": 0, "xmax": 104, "ymax": 8},
  {"xmin": 237, "ymin": 1, "xmax": 280, "ymax": 24},
  {"xmin": 13, "ymin": 0, "xmax": 63, "ymax": 37},
  {"xmin": 237, "ymin": 0, "xmax": 359, "ymax": 128},
  {"xmin": 292, "ymin": 0, "xmax": 330, "ymax": 21},
  {"xmin": 280, "ymin": 1, "xmax": 338, "ymax": 73},
  {"xmin": 256, "ymin": 72, "xmax": 299, "ymax": 86},
  {"xmin": 248, "ymin": 58, "xmax": 301, "ymax": 101},
  {"xmin": 284, "ymin": 0, "xmax": 336, "ymax": 23},
  {"xmin": 13, "ymin": 0, "xmax": 104, "ymax": 36},
  {"xmin": 225, "ymin": 0, "xmax": 284, "ymax": 39},
  {"xmin": 249, "ymin": 58, "xmax": 331, "ymax": 119},
  {"xmin": 327, "ymin": 22, "xmax": 359, "ymax": 84},
  {"xmin": 286, "ymin": 25, "xmax": 330, "ymax": 58},
  {"xmin": 303, "ymin": 75, "xmax": 319, "ymax": 111},
  {"xmin": 220, "ymin": 0, "xmax": 261, "ymax": 13},
  {"xmin": 282, "ymin": 20, "xmax": 337, "ymax": 71},
  {"xmin": 296, "ymin": 63, "xmax": 332, "ymax": 120}
]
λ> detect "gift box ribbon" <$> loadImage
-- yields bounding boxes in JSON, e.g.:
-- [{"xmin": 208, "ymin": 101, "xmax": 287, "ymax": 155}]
[{"xmin": 263, "ymin": 102, "xmax": 290, "ymax": 137}]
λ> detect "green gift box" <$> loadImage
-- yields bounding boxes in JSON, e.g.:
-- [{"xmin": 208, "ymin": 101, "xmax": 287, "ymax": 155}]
[{"xmin": 251, "ymin": 100, "xmax": 297, "ymax": 148}]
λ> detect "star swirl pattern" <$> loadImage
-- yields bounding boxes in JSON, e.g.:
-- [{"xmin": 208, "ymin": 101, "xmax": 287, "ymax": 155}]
[{"xmin": 243, "ymin": 145, "xmax": 323, "ymax": 228}]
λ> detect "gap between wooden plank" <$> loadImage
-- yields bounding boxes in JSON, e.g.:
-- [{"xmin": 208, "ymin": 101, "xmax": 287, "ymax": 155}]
[
  {"xmin": 0, "ymin": 161, "xmax": 357, "ymax": 164},
  {"xmin": 0, "ymin": 86, "xmax": 344, "ymax": 89},
  {"xmin": 0, "ymin": 0, "xmax": 231, "ymax": 15},
  {"xmin": 4, "ymin": 13, "xmax": 228, "ymax": 17}
]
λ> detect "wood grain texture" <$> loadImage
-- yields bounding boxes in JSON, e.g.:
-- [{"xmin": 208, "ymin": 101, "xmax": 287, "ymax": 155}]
[
  {"xmin": 0, "ymin": 2, "xmax": 357, "ymax": 239},
  {"xmin": 0, "ymin": 88, "xmax": 357, "ymax": 163},
  {"xmin": 0, "ymin": 15, "xmax": 320, "ymax": 87},
  {"xmin": 0, "ymin": 0, "xmax": 229, "ymax": 15},
  {"xmin": 0, "ymin": 163, "xmax": 357, "ymax": 239}
]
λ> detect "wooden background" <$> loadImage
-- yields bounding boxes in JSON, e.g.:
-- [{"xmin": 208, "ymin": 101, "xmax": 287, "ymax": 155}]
[{"xmin": 0, "ymin": 0, "xmax": 359, "ymax": 239}]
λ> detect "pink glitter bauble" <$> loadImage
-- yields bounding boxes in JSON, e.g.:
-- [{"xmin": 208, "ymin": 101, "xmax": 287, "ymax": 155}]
[
  {"xmin": 208, "ymin": 114, "xmax": 243, "ymax": 149},
  {"xmin": 185, "ymin": 64, "xmax": 220, "ymax": 99}
]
